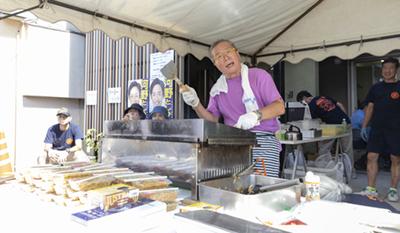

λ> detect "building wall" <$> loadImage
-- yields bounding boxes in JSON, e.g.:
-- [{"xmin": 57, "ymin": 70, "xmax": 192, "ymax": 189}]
[
  {"xmin": 0, "ymin": 16, "xmax": 21, "ymax": 169},
  {"xmin": 0, "ymin": 15, "xmax": 86, "ymax": 169},
  {"xmin": 284, "ymin": 59, "xmax": 319, "ymax": 102}
]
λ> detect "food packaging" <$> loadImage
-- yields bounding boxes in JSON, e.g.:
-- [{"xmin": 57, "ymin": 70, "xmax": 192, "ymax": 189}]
[
  {"xmin": 139, "ymin": 188, "xmax": 179, "ymax": 202},
  {"xmin": 53, "ymin": 172, "xmax": 94, "ymax": 186},
  {"xmin": 69, "ymin": 174, "xmax": 115, "ymax": 191},
  {"xmin": 112, "ymin": 173, "xmax": 154, "ymax": 185},
  {"xmin": 41, "ymin": 170, "xmax": 76, "ymax": 182},
  {"xmin": 87, "ymin": 184, "xmax": 139, "ymax": 210},
  {"xmin": 34, "ymin": 166, "xmax": 73, "ymax": 179},
  {"xmin": 54, "ymin": 195, "xmax": 72, "ymax": 206},
  {"xmin": 320, "ymin": 124, "xmax": 344, "ymax": 136},
  {"xmin": 55, "ymin": 184, "xmax": 70, "ymax": 195},
  {"xmin": 179, "ymin": 202, "xmax": 224, "ymax": 213},
  {"xmin": 82, "ymin": 164, "xmax": 115, "ymax": 171},
  {"xmin": 123, "ymin": 176, "xmax": 171, "ymax": 190},
  {"xmin": 78, "ymin": 192, "xmax": 88, "ymax": 204},
  {"xmin": 165, "ymin": 200, "xmax": 180, "ymax": 212},
  {"xmin": 41, "ymin": 193, "xmax": 56, "ymax": 202},
  {"xmin": 33, "ymin": 179, "xmax": 44, "ymax": 188},
  {"xmin": 91, "ymin": 168, "xmax": 130, "ymax": 175},
  {"xmin": 41, "ymin": 181, "xmax": 56, "ymax": 192}
]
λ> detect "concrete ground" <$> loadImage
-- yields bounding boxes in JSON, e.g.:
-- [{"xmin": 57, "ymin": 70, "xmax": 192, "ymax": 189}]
[{"xmin": 348, "ymin": 169, "xmax": 400, "ymax": 211}]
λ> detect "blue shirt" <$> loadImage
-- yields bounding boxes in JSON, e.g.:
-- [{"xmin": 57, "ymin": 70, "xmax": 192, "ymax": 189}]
[
  {"xmin": 44, "ymin": 123, "xmax": 84, "ymax": 150},
  {"xmin": 350, "ymin": 109, "xmax": 365, "ymax": 129}
]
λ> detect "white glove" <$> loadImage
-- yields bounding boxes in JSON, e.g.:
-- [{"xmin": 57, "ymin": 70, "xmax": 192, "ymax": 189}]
[
  {"xmin": 180, "ymin": 85, "xmax": 199, "ymax": 108},
  {"xmin": 235, "ymin": 112, "xmax": 259, "ymax": 130}
]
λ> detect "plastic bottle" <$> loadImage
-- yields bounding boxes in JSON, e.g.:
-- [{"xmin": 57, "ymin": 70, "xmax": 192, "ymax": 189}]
[
  {"xmin": 342, "ymin": 118, "xmax": 347, "ymax": 133},
  {"xmin": 305, "ymin": 171, "xmax": 320, "ymax": 201}
]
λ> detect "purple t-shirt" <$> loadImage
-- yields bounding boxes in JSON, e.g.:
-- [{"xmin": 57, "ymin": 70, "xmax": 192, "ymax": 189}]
[{"xmin": 207, "ymin": 68, "xmax": 282, "ymax": 133}]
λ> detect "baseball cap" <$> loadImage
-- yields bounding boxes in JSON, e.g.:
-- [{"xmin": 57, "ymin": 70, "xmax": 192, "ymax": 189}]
[
  {"xmin": 124, "ymin": 104, "xmax": 146, "ymax": 119},
  {"xmin": 56, "ymin": 107, "xmax": 71, "ymax": 116},
  {"xmin": 149, "ymin": 106, "xmax": 169, "ymax": 119}
]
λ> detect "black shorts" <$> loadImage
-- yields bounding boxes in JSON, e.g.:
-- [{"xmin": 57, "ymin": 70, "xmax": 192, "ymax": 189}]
[{"xmin": 366, "ymin": 128, "xmax": 400, "ymax": 156}]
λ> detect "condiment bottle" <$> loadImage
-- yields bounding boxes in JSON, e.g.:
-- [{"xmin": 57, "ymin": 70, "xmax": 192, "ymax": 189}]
[
  {"xmin": 342, "ymin": 118, "xmax": 347, "ymax": 133},
  {"xmin": 305, "ymin": 171, "xmax": 320, "ymax": 201}
]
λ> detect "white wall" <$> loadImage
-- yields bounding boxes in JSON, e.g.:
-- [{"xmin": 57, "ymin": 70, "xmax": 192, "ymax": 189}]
[
  {"xmin": 285, "ymin": 59, "xmax": 318, "ymax": 102},
  {"xmin": 0, "ymin": 15, "xmax": 86, "ymax": 170},
  {"xmin": 22, "ymin": 25, "xmax": 85, "ymax": 98},
  {"xmin": 0, "ymin": 16, "xmax": 22, "ymax": 170}
]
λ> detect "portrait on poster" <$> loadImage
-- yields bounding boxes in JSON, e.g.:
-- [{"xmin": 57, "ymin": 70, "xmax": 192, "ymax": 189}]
[
  {"xmin": 149, "ymin": 77, "xmax": 165, "ymax": 111},
  {"xmin": 149, "ymin": 49, "xmax": 174, "ymax": 117},
  {"xmin": 127, "ymin": 80, "xmax": 142, "ymax": 106}
]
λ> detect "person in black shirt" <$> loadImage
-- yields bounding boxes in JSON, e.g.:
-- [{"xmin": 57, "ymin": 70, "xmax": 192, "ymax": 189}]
[
  {"xmin": 357, "ymin": 57, "xmax": 400, "ymax": 202},
  {"xmin": 297, "ymin": 91, "xmax": 356, "ymax": 179}
]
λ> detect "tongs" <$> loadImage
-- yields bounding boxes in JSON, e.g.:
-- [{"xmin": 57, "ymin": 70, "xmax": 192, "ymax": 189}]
[
  {"xmin": 234, "ymin": 158, "xmax": 268, "ymax": 177},
  {"xmin": 234, "ymin": 161, "xmax": 258, "ymax": 177}
]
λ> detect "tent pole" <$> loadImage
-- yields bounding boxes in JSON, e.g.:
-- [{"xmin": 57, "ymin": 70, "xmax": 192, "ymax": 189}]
[{"xmin": 0, "ymin": 4, "xmax": 43, "ymax": 20}]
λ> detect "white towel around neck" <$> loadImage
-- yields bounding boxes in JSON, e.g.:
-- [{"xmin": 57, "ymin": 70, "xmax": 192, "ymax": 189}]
[{"xmin": 210, "ymin": 63, "xmax": 260, "ymax": 120}]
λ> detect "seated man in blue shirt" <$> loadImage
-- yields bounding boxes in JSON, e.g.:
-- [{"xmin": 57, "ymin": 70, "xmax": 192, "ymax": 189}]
[{"xmin": 37, "ymin": 108, "xmax": 88, "ymax": 164}]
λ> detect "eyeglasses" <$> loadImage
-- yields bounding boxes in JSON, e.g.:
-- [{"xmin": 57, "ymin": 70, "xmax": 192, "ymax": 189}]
[{"xmin": 213, "ymin": 47, "xmax": 236, "ymax": 63}]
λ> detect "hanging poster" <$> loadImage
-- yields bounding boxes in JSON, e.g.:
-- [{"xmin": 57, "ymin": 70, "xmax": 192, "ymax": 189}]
[
  {"xmin": 127, "ymin": 79, "xmax": 149, "ymax": 118},
  {"xmin": 149, "ymin": 49, "xmax": 175, "ymax": 119},
  {"xmin": 86, "ymin": 90, "xmax": 97, "ymax": 105},
  {"xmin": 108, "ymin": 87, "xmax": 121, "ymax": 104}
]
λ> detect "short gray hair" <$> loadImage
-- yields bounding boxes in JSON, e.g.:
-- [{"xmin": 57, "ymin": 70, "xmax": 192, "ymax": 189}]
[{"xmin": 210, "ymin": 39, "xmax": 237, "ymax": 59}]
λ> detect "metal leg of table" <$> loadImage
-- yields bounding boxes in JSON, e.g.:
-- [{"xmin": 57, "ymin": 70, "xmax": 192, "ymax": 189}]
[
  {"xmin": 291, "ymin": 144, "xmax": 308, "ymax": 180},
  {"xmin": 280, "ymin": 146, "xmax": 288, "ymax": 178}
]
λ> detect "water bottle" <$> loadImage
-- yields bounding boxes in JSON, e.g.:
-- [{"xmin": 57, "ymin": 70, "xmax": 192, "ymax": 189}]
[
  {"xmin": 342, "ymin": 118, "xmax": 347, "ymax": 133},
  {"xmin": 305, "ymin": 171, "xmax": 320, "ymax": 201}
]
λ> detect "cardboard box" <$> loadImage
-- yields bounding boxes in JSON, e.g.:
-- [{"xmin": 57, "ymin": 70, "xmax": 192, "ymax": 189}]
[{"xmin": 87, "ymin": 184, "xmax": 139, "ymax": 210}]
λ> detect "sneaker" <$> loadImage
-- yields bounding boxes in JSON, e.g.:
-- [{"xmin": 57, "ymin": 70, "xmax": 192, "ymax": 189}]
[
  {"xmin": 357, "ymin": 187, "xmax": 378, "ymax": 197},
  {"xmin": 388, "ymin": 189, "xmax": 399, "ymax": 202}
]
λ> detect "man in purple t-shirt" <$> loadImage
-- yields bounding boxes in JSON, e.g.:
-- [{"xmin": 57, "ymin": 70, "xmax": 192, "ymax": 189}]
[
  {"xmin": 179, "ymin": 39, "xmax": 285, "ymax": 177},
  {"xmin": 37, "ymin": 107, "xmax": 88, "ymax": 164}
]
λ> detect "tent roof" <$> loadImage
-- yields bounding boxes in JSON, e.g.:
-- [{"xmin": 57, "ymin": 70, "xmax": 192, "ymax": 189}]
[{"xmin": 2, "ymin": 0, "xmax": 400, "ymax": 65}]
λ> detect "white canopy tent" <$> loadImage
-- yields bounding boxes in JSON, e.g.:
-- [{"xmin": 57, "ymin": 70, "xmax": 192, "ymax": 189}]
[{"xmin": 2, "ymin": 0, "xmax": 400, "ymax": 65}]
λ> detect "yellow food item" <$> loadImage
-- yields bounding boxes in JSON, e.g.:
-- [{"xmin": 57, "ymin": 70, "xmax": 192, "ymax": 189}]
[
  {"xmin": 140, "ymin": 189, "xmax": 178, "ymax": 202},
  {"xmin": 321, "ymin": 126, "xmax": 344, "ymax": 135}
]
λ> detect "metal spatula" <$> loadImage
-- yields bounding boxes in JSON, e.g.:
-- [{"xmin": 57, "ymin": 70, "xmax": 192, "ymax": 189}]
[{"xmin": 160, "ymin": 60, "xmax": 189, "ymax": 92}]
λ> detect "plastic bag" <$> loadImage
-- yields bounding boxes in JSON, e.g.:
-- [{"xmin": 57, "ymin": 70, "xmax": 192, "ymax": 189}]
[
  {"xmin": 319, "ymin": 172, "xmax": 351, "ymax": 202},
  {"xmin": 287, "ymin": 149, "xmax": 304, "ymax": 167},
  {"xmin": 315, "ymin": 153, "xmax": 333, "ymax": 168},
  {"xmin": 303, "ymin": 104, "xmax": 312, "ymax": 120},
  {"xmin": 341, "ymin": 153, "xmax": 352, "ymax": 182}
]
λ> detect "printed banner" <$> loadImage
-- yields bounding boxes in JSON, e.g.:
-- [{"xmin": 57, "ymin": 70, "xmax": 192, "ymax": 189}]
[
  {"xmin": 127, "ymin": 79, "xmax": 149, "ymax": 118},
  {"xmin": 149, "ymin": 49, "xmax": 175, "ymax": 119}
]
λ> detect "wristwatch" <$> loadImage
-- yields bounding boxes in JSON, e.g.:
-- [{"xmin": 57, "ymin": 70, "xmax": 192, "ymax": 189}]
[
  {"xmin": 253, "ymin": 109, "xmax": 263, "ymax": 121},
  {"xmin": 66, "ymin": 148, "xmax": 71, "ymax": 154}
]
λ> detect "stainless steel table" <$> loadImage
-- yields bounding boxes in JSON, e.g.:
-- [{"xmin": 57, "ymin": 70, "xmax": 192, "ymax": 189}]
[{"xmin": 280, "ymin": 133, "xmax": 351, "ymax": 181}]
